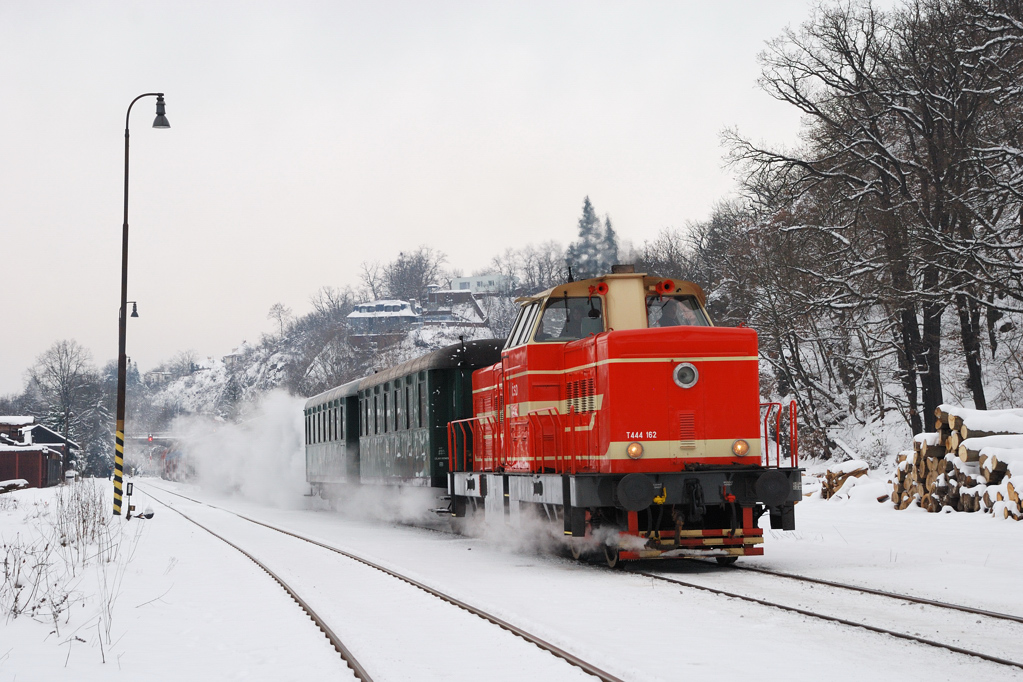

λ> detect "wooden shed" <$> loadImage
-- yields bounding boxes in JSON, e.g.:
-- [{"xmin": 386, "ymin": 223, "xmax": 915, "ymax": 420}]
[{"xmin": 0, "ymin": 444, "xmax": 62, "ymax": 488}]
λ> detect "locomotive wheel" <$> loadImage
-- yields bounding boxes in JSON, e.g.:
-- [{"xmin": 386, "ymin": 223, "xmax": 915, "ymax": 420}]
[
  {"xmin": 569, "ymin": 539, "xmax": 585, "ymax": 561},
  {"xmin": 715, "ymin": 556, "xmax": 738, "ymax": 566},
  {"xmin": 604, "ymin": 543, "xmax": 621, "ymax": 569}
]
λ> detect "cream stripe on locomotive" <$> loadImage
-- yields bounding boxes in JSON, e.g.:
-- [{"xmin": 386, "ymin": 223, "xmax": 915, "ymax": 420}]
[
  {"xmin": 496, "ymin": 438, "xmax": 762, "ymax": 461},
  {"xmin": 602, "ymin": 438, "xmax": 761, "ymax": 460},
  {"xmin": 475, "ymin": 355, "xmax": 759, "ymax": 391}
]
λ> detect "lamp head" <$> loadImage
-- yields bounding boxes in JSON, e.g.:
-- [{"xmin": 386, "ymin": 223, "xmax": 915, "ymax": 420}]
[
  {"xmin": 130, "ymin": 302, "xmax": 139, "ymax": 318},
  {"xmin": 153, "ymin": 95, "xmax": 170, "ymax": 129}
]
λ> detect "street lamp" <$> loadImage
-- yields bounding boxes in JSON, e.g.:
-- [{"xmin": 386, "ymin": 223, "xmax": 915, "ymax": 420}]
[{"xmin": 113, "ymin": 93, "xmax": 170, "ymax": 516}]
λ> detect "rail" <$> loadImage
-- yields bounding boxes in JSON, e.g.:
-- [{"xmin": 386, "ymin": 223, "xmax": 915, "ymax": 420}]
[
  {"xmin": 636, "ymin": 567, "xmax": 1023, "ymax": 672},
  {"xmin": 144, "ymin": 483, "xmax": 626, "ymax": 682}
]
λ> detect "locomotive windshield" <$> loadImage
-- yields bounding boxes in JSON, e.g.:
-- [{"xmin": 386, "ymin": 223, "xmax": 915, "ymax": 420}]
[
  {"xmin": 646, "ymin": 295, "xmax": 709, "ymax": 327},
  {"xmin": 534, "ymin": 297, "xmax": 604, "ymax": 342}
]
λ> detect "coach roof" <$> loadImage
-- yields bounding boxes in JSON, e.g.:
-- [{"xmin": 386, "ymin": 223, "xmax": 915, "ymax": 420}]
[{"xmin": 358, "ymin": 338, "xmax": 503, "ymax": 392}]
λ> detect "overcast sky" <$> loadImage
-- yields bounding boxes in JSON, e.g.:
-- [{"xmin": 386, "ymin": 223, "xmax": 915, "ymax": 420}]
[{"xmin": 1, "ymin": 1, "xmax": 846, "ymax": 395}]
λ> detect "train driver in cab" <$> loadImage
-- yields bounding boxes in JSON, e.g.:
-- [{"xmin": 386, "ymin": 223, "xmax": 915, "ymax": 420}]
[{"xmin": 649, "ymin": 296, "xmax": 705, "ymax": 327}]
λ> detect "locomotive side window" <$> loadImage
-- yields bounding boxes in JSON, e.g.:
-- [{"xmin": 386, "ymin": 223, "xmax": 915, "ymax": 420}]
[
  {"xmin": 646, "ymin": 295, "xmax": 709, "ymax": 327},
  {"xmin": 507, "ymin": 301, "xmax": 541, "ymax": 349},
  {"xmin": 534, "ymin": 297, "xmax": 603, "ymax": 342}
]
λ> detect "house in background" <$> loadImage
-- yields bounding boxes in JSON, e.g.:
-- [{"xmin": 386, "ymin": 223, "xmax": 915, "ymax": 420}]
[
  {"xmin": 0, "ymin": 416, "xmax": 64, "ymax": 488},
  {"xmin": 449, "ymin": 273, "xmax": 515, "ymax": 296},
  {"xmin": 422, "ymin": 289, "xmax": 489, "ymax": 328},
  {"xmin": 347, "ymin": 300, "xmax": 422, "ymax": 347}
]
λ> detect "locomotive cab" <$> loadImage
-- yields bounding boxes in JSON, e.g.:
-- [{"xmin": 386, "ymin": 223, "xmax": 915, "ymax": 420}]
[{"xmin": 448, "ymin": 268, "xmax": 802, "ymax": 567}]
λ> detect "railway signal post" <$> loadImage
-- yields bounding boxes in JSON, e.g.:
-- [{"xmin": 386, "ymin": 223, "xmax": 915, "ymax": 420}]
[{"xmin": 112, "ymin": 92, "xmax": 170, "ymax": 516}]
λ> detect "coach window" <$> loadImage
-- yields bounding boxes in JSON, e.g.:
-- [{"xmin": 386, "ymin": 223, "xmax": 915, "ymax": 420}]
[
  {"xmin": 419, "ymin": 376, "xmax": 428, "ymax": 427},
  {"xmin": 373, "ymin": 393, "xmax": 379, "ymax": 435},
  {"xmin": 338, "ymin": 402, "xmax": 344, "ymax": 441},
  {"xmin": 336, "ymin": 401, "xmax": 342, "ymax": 440},
  {"xmin": 404, "ymin": 384, "xmax": 411, "ymax": 431},
  {"xmin": 411, "ymin": 381, "xmax": 420, "ymax": 428},
  {"xmin": 364, "ymin": 394, "xmax": 370, "ymax": 436},
  {"xmin": 394, "ymin": 386, "xmax": 401, "ymax": 430}
]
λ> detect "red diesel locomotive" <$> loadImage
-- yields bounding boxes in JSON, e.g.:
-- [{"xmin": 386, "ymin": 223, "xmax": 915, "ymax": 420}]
[{"xmin": 447, "ymin": 266, "xmax": 801, "ymax": 567}]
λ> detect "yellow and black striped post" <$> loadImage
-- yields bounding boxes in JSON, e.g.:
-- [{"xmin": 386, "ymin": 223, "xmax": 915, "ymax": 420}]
[{"xmin": 113, "ymin": 420, "xmax": 125, "ymax": 514}]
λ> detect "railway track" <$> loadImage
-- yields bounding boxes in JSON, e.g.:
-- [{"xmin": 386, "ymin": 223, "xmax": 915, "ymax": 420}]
[
  {"xmin": 144, "ymin": 488, "xmax": 370, "ymax": 681},
  {"xmin": 140, "ymin": 483, "xmax": 624, "ymax": 682},
  {"xmin": 633, "ymin": 563, "xmax": 1023, "ymax": 671}
]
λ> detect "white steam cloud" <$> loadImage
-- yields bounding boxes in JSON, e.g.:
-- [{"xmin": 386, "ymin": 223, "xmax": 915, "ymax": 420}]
[{"xmin": 169, "ymin": 390, "xmax": 308, "ymax": 508}]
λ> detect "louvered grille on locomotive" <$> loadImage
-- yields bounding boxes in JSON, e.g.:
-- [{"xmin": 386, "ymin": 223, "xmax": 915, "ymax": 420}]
[
  {"xmin": 566, "ymin": 377, "xmax": 595, "ymax": 413},
  {"xmin": 679, "ymin": 411, "xmax": 696, "ymax": 449}
]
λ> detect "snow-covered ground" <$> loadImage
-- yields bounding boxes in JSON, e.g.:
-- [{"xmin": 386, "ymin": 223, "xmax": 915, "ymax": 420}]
[{"xmin": 2, "ymin": 472, "xmax": 1022, "ymax": 682}]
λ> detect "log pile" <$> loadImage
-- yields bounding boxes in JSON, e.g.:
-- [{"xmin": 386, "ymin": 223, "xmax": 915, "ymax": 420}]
[
  {"xmin": 891, "ymin": 405, "xmax": 1023, "ymax": 520},
  {"xmin": 821, "ymin": 460, "xmax": 869, "ymax": 499}
]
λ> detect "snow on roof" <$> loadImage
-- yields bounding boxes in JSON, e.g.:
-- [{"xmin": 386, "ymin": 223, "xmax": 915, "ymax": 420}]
[
  {"xmin": 0, "ymin": 443, "xmax": 56, "ymax": 454},
  {"xmin": 348, "ymin": 300, "xmax": 420, "ymax": 319},
  {"xmin": 0, "ymin": 416, "xmax": 34, "ymax": 426},
  {"xmin": 21, "ymin": 424, "xmax": 81, "ymax": 448}
]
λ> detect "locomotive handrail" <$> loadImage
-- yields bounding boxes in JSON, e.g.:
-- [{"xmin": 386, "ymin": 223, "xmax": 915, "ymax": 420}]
[
  {"xmin": 760, "ymin": 402, "xmax": 782, "ymax": 468},
  {"xmin": 481, "ymin": 415, "xmax": 498, "ymax": 471},
  {"xmin": 447, "ymin": 417, "xmax": 478, "ymax": 473},
  {"xmin": 527, "ymin": 408, "xmax": 563, "ymax": 473},
  {"xmin": 789, "ymin": 401, "xmax": 799, "ymax": 466},
  {"xmin": 759, "ymin": 402, "xmax": 799, "ymax": 468}
]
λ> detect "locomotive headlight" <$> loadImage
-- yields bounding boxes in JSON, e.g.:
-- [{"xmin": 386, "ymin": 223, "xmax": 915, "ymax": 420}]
[
  {"xmin": 732, "ymin": 439, "xmax": 750, "ymax": 456},
  {"xmin": 673, "ymin": 362, "xmax": 699, "ymax": 389},
  {"xmin": 626, "ymin": 442, "xmax": 644, "ymax": 459}
]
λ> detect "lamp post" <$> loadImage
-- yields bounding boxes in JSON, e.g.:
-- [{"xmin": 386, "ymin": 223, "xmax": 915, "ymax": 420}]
[{"xmin": 113, "ymin": 93, "xmax": 170, "ymax": 516}]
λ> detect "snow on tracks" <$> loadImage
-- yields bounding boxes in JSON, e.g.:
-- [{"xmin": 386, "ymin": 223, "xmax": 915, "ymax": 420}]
[{"xmin": 140, "ymin": 483, "xmax": 612, "ymax": 682}]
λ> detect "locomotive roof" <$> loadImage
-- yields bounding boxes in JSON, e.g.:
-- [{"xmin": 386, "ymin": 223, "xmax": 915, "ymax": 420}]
[
  {"xmin": 519, "ymin": 272, "xmax": 707, "ymax": 306},
  {"xmin": 358, "ymin": 338, "xmax": 504, "ymax": 392}
]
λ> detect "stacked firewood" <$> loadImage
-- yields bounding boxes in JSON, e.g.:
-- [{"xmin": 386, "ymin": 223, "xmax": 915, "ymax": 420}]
[
  {"xmin": 820, "ymin": 460, "xmax": 869, "ymax": 499},
  {"xmin": 890, "ymin": 405, "xmax": 1023, "ymax": 519}
]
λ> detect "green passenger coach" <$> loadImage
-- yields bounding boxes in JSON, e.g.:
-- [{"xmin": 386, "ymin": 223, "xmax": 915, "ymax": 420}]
[{"xmin": 304, "ymin": 339, "xmax": 503, "ymax": 498}]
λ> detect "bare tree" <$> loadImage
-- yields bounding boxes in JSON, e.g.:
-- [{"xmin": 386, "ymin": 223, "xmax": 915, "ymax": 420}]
[
  {"xmin": 267, "ymin": 303, "xmax": 294, "ymax": 338},
  {"xmin": 28, "ymin": 340, "xmax": 95, "ymax": 471},
  {"xmin": 725, "ymin": 0, "xmax": 1023, "ymax": 427},
  {"xmin": 359, "ymin": 261, "xmax": 386, "ymax": 300},
  {"xmin": 383, "ymin": 246, "xmax": 447, "ymax": 304}
]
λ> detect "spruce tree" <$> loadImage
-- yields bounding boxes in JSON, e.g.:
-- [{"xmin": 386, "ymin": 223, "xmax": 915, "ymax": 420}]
[{"xmin": 566, "ymin": 196, "xmax": 618, "ymax": 279}]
